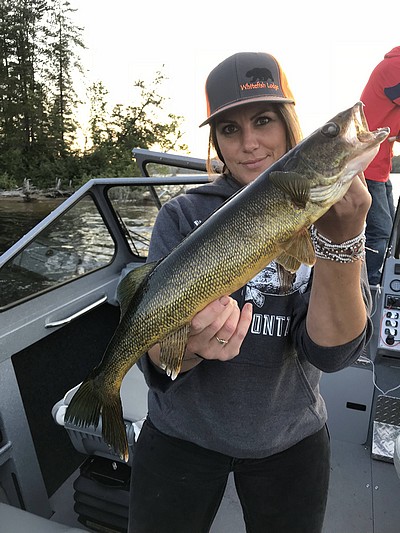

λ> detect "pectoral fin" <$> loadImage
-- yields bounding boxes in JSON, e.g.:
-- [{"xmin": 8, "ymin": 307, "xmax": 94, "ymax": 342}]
[
  {"xmin": 275, "ymin": 252, "xmax": 302, "ymax": 273},
  {"xmin": 276, "ymin": 228, "xmax": 316, "ymax": 272},
  {"xmin": 159, "ymin": 324, "xmax": 191, "ymax": 380},
  {"xmin": 269, "ymin": 171, "xmax": 310, "ymax": 209}
]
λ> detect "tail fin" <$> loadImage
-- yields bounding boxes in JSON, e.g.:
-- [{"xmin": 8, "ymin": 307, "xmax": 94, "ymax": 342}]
[{"xmin": 65, "ymin": 377, "xmax": 129, "ymax": 462}]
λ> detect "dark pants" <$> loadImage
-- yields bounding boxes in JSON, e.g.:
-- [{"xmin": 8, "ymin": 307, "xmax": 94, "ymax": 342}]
[
  {"xmin": 128, "ymin": 420, "xmax": 330, "ymax": 533},
  {"xmin": 365, "ymin": 179, "xmax": 395, "ymax": 285}
]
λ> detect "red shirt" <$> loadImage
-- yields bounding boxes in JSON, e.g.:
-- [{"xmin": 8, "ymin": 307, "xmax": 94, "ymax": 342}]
[{"xmin": 360, "ymin": 46, "xmax": 400, "ymax": 182}]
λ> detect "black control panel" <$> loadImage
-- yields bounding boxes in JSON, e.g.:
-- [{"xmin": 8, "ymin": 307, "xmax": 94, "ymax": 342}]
[
  {"xmin": 375, "ymin": 195, "xmax": 400, "ymax": 359},
  {"xmin": 377, "ymin": 257, "xmax": 400, "ymax": 356}
]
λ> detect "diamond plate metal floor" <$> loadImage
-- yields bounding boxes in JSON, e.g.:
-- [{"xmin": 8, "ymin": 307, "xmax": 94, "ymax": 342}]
[{"xmin": 372, "ymin": 395, "xmax": 400, "ymax": 462}]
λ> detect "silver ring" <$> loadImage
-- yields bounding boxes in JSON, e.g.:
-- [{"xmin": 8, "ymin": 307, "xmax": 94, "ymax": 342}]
[{"xmin": 215, "ymin": 336, "xmax": 228, "ymax": 346}]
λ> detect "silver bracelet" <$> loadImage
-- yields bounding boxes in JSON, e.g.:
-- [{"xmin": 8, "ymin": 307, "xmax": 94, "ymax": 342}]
[{"xmin": 310, "ymin": 226, "xmax": 366, "ymax": 263}]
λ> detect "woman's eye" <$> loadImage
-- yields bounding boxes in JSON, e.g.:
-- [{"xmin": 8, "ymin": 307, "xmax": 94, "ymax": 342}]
[
  {"xmin": 257, "ymin": 115, "xmax": 270, "ymax": 126},
  {"xmin": 222, "ymin": 124, "xmax": 237, "ymax": 135}
]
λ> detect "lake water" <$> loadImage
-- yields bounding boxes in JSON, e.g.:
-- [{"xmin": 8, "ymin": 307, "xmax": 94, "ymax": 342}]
[
  {"xmin": 1, "ymin": 173, "xmax": 400, "ymax": 256},
  {"xmin": 0, "ymin": 196, "xmax": 64, "ymax": 255}
]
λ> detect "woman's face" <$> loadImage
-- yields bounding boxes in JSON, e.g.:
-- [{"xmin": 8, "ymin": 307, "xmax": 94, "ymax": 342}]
[{"xmin": 215, "ymin": 102, "xmax": 288, "ymax": 186}]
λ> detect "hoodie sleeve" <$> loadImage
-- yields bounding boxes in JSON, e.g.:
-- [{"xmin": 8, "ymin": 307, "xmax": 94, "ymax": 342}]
[
  {"xmin": 147, "ymin": 198, "xmax": 195, "ymax": 262},
  {"xmin": 297, "ymin": 324, "xmax": 371, "ymax": 373},
  {"xmin": 292, "ymin": 263, "xmax": 373, "ymax": 373}
]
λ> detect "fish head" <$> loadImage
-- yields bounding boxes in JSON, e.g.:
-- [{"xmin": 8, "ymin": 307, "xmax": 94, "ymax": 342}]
[{"xmin": 284, "ymin": 101, "xmax": 390, "ymax": 207}]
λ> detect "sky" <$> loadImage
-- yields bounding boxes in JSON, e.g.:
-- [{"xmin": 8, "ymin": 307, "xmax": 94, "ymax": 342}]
[{"xmin": 70, "ymin": 0, "xmax": 400, "ymax": 157}]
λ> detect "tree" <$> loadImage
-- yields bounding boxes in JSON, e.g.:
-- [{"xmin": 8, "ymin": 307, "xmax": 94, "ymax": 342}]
[
  {"xmin": 0, "ymin": 0, "xmax": 47, "ymax": 175},
  {"xmin": 0, "ymin": 3, "xmax": 188, "ymax": 189},
  {"xmin": 110, "ymin": 72, "xmax": 186, "ymax": 153},
  {"xmin": 82, "ymin": 71, "xmax": 187, "ymax": 178},
  {"xmin": 0, "ymin": 0, "xmax": 85, "ymax": 186},
  {"xmin": 41, "ymin": 0, "xmax": 85, "ymax": 158},
  {"xmin": 88, "ymin": 81, "xmax": 111, "ymax": 148}
]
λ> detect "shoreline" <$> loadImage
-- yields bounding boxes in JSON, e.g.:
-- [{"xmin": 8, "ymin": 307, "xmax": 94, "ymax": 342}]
[{"xmin": 0, "ymin": 187, "xmax": 72, "ymax": 201}]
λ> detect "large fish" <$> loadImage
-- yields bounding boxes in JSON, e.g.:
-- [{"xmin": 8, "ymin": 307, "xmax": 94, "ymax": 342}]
[{"xmin": 65, "ymin": 102, "xmax": 389, "ymax": 461}]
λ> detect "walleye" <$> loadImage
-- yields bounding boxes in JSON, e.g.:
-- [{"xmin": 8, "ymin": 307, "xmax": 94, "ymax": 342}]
[{"xmin": 65, "ymin": 102, "xmax": 389, "ymax": 461}]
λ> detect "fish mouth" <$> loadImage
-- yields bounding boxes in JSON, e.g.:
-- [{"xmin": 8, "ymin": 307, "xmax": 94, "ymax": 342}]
[
  {"xmin": 314, "ymin": 101, "xmax": 389, "ymax": 178},
  {"xmin": 342, "ymin": 101, "xmax": 390, "ymax": 177},
  {"xmin": 353, "ymin": 101, "xmax": 389, "ymax": 146},
  {"xmin": 307, "ymin": 102, "xmax": 389, "ymax": 205},
  {"xmin": 297, "ymin": 101, "xmax": 389, "ymax": 180}
]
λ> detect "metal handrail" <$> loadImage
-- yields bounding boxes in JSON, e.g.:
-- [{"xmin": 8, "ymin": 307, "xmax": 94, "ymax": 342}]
[{"xmin": 45, "ymin": 295, "xmax": 108, "ymax": 328}]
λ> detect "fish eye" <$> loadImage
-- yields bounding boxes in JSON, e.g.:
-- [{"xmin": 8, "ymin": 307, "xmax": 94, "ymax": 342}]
[{"xmin": 321, "ymin": 122, "xmax": 340, "ymax": 138}]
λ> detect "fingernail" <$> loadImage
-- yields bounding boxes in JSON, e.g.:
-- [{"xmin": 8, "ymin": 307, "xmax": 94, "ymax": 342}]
[{"xmin": 219, "ymin": 295, "xmax": 230, "ymax": 306}]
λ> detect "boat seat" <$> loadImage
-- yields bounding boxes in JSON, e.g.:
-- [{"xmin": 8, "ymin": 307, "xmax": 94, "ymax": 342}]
[
  {"xmin": 0, "ymin": 502, "xmax": 86, "ymax": 532},
  {"xmin": 52, "ymin": 363, "xmax": 148, "ymax": 465}
]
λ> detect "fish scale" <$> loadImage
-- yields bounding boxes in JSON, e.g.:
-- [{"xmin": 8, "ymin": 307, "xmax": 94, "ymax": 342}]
[{"xmin": 65, "ymin": 102, "xmax": 389, "ymax": 461}]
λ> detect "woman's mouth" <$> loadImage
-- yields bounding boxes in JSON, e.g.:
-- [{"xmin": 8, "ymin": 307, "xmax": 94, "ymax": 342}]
[{"xmin": 240, "ymin": 155, "xmax": 269, "ymax": 170}]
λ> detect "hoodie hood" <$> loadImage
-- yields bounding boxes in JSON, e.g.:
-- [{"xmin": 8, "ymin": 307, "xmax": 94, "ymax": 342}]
[
  {"xmin": 186, "ymin": 173, "xmax": 243, "ymax": 201},
  {"xmin": 146, "ymin": 173, "xmax": 245, "ymax": 261},
  {"xmin": 384, "ymin": 46, "xmax": 400, "ymax": 59}
]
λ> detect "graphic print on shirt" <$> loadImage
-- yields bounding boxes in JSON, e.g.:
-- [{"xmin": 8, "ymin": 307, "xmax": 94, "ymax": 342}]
[
  {"xmin": 242, "ymin": 262, "xmax": 311, "ymax": 340},
  {"xmin": 244, "ymin": 261, "xmax": 311, "ymax": 307}
]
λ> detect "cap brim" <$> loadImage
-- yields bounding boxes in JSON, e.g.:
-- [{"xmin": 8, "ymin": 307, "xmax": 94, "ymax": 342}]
[{"xmin": 199, "ymin": 95, "xmax": 295, "ymax": 127}]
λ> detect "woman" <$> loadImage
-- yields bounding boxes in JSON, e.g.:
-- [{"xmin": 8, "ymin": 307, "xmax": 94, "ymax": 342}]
[{"xmin": 128, "ymin": 52, "xmax": 372, "ymax": 533}]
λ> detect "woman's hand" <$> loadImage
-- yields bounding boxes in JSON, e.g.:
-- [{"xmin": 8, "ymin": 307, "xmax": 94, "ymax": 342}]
[
  {"xmin": 313, "ymin": 172, "xmax": 371, "ymax": 243},
  {"xmin": 187, "ymin": 296, "xmax": 253, "ymax": 361},
  {"xmin": 307, "ymin": 172, "xmax": 370, "ymax": 347},
  {"xmin": 148, "ymin": 296, "xmax": 253, "ymax": 372}
]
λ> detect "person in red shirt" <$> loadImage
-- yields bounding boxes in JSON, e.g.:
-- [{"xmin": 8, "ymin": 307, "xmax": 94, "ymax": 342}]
[{"xmin": 360, "ymin": 46, "xmax": 400, "ymax": 285}]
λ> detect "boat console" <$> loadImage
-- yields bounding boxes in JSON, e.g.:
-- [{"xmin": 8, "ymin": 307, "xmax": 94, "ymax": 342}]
[
  {"xmin": 366, "ymin": 201, "xmax": 400, "ymax": 465},
  {"xmin": 376, "ymin": 202, "xmax": 400, "ymax": 359}
]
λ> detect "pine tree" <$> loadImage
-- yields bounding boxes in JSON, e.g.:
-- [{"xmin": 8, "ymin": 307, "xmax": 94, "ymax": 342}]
[
  {"xmin": 42, "ymin": 0, "xmax": 85, "ymax": 159},
  {"xmin": 0, "ymin": 0, "xmax": 47, "ymax": 179},
  {"xmin": 0, "ymin": 2, "xmax": 187, "ymax": 188}
]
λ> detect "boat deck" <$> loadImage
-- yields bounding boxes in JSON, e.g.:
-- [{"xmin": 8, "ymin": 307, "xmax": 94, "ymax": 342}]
[{"xmin": 49, "ymin": 438, "xmax": 400, "ymax": 533}]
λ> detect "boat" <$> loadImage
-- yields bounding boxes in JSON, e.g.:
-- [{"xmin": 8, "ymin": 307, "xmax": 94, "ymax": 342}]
[{"xmin": 1, "ymin": 148, "xmax": 400, "ymax": 533}]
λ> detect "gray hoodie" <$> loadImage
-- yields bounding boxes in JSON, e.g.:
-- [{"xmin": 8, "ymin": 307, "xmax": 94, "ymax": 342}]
[{"xmin": 138, "ymin": 174, "xmax": 372, "ymax": 458}]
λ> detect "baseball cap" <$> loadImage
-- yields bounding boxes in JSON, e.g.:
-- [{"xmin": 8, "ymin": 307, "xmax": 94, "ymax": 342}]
[{"xmin": 200, "ymin": 52, "xmax": 295, "ymax": 127}]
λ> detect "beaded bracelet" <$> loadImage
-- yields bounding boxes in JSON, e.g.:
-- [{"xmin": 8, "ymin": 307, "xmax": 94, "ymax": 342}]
[{"xmin": 310, "ymin": 225, "xmax": 366, "ymax": 263}]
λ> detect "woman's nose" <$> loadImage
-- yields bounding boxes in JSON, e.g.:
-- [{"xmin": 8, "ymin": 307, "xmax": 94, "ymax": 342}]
[{"xmin": 242, "ymin": 128, "xmax": 259, "ymax": 152}]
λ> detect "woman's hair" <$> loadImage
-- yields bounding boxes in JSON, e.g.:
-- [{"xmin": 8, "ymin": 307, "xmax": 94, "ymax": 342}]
[{"xmin": 206, "ymin": 102, "xmax": 303, "ymax": 175}]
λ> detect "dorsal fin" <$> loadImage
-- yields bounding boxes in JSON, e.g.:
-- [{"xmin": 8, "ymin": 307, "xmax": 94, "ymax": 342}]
[{"xmin": 117, "ymin": 261, "xmax": 159, "ymax": 317}]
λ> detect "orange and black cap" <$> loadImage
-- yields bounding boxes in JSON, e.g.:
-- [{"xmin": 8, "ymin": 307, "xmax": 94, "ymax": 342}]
[{"xmin": 200, "ymin": 52, "xmax": 295, "ymax": 127}]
